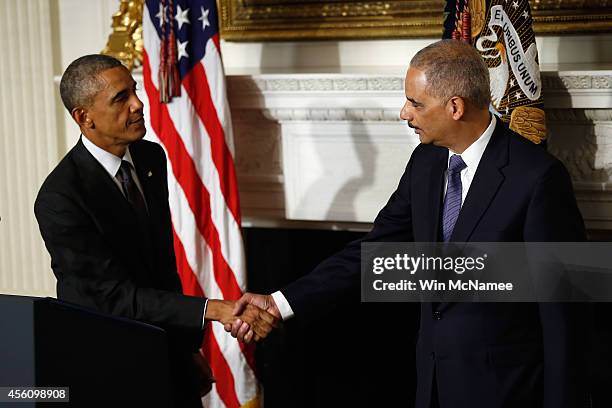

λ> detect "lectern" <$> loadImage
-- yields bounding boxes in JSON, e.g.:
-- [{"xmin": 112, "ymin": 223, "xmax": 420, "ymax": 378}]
[{"xmin": 0, "ymin": 294, "xmax": 171, "ymax": 407}]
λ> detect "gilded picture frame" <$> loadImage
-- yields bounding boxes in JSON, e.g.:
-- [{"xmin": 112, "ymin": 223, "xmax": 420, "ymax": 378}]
[{"xmin": 218, "ymin": 0, "xmax": 612, "ymax": 41}]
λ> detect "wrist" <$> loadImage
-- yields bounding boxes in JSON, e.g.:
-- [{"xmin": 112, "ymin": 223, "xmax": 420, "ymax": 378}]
[
  {"xmin": 204, "ymin": 299, "xmax": 232, "ymax": 322},
  {"xmin": 268, "ymin": 296, "xmax": 281, "ymax": 319}
]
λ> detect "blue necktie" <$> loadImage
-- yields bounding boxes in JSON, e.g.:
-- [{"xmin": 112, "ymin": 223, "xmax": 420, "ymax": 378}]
[{"xmin": 442, "ymin": 154, "xmax": 466, "ymax": 242}]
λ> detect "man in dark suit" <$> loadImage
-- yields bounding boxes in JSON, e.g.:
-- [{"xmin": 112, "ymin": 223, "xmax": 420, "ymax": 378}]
[
  {"xmin": 228, "ymin": 40, "xmax": 587, "ymax": 407},
  {"xmin": 34, "ymin": 54, "xmax": 275, "ymax": 407}
]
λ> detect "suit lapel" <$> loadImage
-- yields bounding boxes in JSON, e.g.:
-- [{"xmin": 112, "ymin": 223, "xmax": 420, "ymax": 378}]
[
  {"xmin": 436, "ymin": 123, "xmax": 509, "ymax": 313},
  {"xmin": 451, "ymin": 121, "xmax": 509, "ymax": 242},
  {"xmin": 125, "ymin": 142, "xmax": 160, "ymax": 273},
  {"xmin": 72, "ymin": 139, "xmax": 136, "ymax": 228},
  {"xmin": 71, "ymin": 138, "xmax": 156, "ymax": 274},
  {"xmin": 130, "ymin": 142, "xmax": 157, "ymax": 214},
  {"xmin": 414, "ymin": 147, "xmax": 448, "ymax": 242}
]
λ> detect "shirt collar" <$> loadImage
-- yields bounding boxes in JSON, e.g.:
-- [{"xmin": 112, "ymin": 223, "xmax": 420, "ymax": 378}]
[
  {"xmin": 448, "ymin": 114, "xmax": 496, "ymax": 172},
  {"xmin": 81, "ymin": 135, "xmax": 135, "ymax": 179}
]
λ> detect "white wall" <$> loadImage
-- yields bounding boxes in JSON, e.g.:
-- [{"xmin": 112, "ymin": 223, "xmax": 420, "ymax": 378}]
[
  {"xmin": 221, "ymin": 35, "xmax": 612, "ymax": 74},
  {"xmin": 54, "ymin": 0, "xmax": 118, "ymax": 152},
  {"xmin": 0, "ymin": 0, "xmax": 117, "ymax": 297},
  {"xmin": 0, "ymin": 0, "xmax": 60, "ymax": 296}
]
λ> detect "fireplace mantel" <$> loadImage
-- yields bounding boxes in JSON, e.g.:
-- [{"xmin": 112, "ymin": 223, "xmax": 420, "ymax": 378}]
[{"xmin": 228, "ymin": 68, "xmax": 612, "ymax": 234}]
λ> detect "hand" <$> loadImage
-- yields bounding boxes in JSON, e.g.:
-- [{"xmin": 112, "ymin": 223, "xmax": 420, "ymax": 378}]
[
  {"xmin": 205, "ymin": 299, "xmax": 277, "ymax": 343},
  {"xmin": 192, "ymin": 351, "xmax": 215, "ymax": 397},
  {"xmin": 224, "ymin": 293, "xmax": 281, "ymax": 342}
]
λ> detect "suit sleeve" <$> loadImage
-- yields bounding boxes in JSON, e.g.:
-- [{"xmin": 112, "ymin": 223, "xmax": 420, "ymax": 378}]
[
  {"xmin": 34, "ymin": 189, "xmax": 206, "ymax": 349},
  {"xmin": 281, "ymin": 147, "xmax": 418, "ymax": 319},
  {"xmin": 524, "ymin": 159, "xmax": 588, "ymax": 408}
]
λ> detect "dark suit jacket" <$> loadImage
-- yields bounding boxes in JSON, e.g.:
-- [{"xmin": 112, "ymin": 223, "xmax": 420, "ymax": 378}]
[
  {"xmin": 281, "ymin": 121, "xmax": 587, "ymax": 408},
  {"xmin": 35, "ymin": 138, "xmax": 206, "ymax": 407}
]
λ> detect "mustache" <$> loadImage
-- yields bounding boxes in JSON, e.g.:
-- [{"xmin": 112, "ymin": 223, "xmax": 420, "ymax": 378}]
[
  {"xmin": 407, "ymin": 122, "xmax": 420, "ymax": 131},
  {"xmin": 128, "ymin": 115, "xmax": 144, "ymax": 124}
]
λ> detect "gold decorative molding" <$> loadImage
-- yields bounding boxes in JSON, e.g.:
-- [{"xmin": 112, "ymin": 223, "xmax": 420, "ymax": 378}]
[
  {"xmin": 101, "ymin": 0, "xmax": 144, "ymax": 71},
  {"xmin": 219, "ymin": 0, "xmax": 612, "ymax": 41},
  {"xmin": 220, "ymin": 0, "xmax": 445, "ymax": 41}
]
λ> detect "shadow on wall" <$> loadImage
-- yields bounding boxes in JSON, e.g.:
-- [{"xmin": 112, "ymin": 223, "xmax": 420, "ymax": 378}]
[
  {"xmin": 326, "ymin": 120, "xmax": 378, "ymax": 221},
  {"xmin": 290, "ymin": 109, "xmax": 380, "ymax": 223}
]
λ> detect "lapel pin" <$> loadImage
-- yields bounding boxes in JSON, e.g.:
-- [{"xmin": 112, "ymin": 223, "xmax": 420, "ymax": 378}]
[{"xmin": 147, "ymin": 171, "xmax": 153, "ymax": 177}]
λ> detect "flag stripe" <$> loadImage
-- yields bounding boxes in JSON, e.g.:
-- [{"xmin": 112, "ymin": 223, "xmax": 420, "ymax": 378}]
[
  {"xmin": 143, "ymin": 15, "xmax": 246, "ymax": 289},
  {"xmin": 167, "ymin": 71, "xmax": 246, "ymax": 289},
  {"xmin": 164, "ymin": 151, "xmax": 257, "ymax": 393},
  {"xmin": 203, "ymin": 33, "xmax": 236, "ymax": 156},
  {"xmin": 143, "ymin": 2, "xmax": 257, "ymax": 406},
  {"xmin": 145, "ymin": 53, "xmax": 257, "ymax": 403},
  {"xmin": 183, "ymin": 60, "xmax": 241, "ymax": 222},
  {"xmin": 171, "ymin": 226, "xmax": 242, "ymax": 408},
  {"xmin": 211, "ymin": 322, "xmax": 258, "ymax": 403},
  {"xmin": 172, "ymin": 225, "xmax": 202, "ymax": 297},
  {"xmin": 143, "ymin": 52, "xmax": 243, "ymax": 300},
  {"xmin": 204, "ymin": 329, "xmax": 241, "ymax": 408},
  {"xmin": 198, "ymin": 34, "xmax": 235, "ymax": 155}
]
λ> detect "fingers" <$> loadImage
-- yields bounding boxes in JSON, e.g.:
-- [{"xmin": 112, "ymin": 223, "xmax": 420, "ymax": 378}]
[
  {"xmin": 258, "ymin": 308, "xmax": 279, "ymax": 328},
  {"xmin": 230, "ymin": 319, "xmax": 244, "ymax": 337},
  {"xmin": 226, "ymin": 319, "xmax": 267, "ymax": 344},
  {"xmin": 225, "ymin": 319, "xmax": 255, "ymax": 344},
  {"xmin": 236, "ymin": 321, "xmax": 251, "ymax": 342},
  {"xmin": 239, "ymin": 305, "xmax": 276, "ymax": 340}
]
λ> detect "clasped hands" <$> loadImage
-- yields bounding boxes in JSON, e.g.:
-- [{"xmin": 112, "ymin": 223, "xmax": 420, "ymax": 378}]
[{"xmin": 206, "ymin": 295, "xmax": 280, "ymax": 343}]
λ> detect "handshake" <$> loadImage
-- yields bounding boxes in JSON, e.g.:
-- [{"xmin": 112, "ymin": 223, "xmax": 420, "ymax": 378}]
[{"xmin": 206, "ymin": 293, "xmax": 280, "ymax": 343}]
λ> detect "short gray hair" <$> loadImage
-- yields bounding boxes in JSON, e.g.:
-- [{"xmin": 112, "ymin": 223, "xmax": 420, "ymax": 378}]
[
  {"xmin": 59, "ymin": 54, "xmax": 123, "ymax": 112},
  {"xmin": 410, "ymin": 40, "xmax": 491, "ymax": 109}
]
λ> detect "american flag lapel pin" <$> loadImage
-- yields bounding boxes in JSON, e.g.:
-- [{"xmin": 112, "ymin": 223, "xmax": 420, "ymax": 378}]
[{"xmin": 147, "ymin": 171, "xmax": 153, "ymax": 178}]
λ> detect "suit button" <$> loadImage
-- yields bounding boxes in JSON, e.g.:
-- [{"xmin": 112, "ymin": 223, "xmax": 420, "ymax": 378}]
[{"xmin": 433, "ymin": 311, "xmax": 442, "ymax": 320}]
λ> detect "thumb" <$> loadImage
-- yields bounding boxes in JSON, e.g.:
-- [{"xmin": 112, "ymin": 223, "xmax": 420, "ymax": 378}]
[{"xmin": 232, "ymin": 293, "xmax": 251, "ymax": 315}]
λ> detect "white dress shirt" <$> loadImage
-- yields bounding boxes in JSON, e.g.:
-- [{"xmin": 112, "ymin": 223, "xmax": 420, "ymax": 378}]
[
  {"xmin": 81, "ymin": 135, "xmax": 146, "ymax": 200},
  {"xmin": 271, "ymin": 115, "xmax": 497, "ymax": 321},
  {"xmin": 82, "ymin": 135, "xmax": 208, "ymax": 328},
  {"xmin": 444, "ymin": 115, "xmax": 496, "ymax": 205}
]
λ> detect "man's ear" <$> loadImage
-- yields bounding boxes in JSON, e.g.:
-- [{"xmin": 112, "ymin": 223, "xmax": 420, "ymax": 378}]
[
  {"xmin": 447, "ymin": 96, "xmax": 465, "ymax": 121},
  {"xmin": 71, "ymin": 108, "xmax": 94, "ymax": 129}
]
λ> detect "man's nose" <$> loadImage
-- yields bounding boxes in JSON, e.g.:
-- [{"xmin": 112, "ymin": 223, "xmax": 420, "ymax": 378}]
[
  {"xmin": 130, "ymin": 94, "xmax": 144, "ymax": 112},
  {"xmin": 400, "ymin": 102, "xmax": 412, "ymax": 121}
]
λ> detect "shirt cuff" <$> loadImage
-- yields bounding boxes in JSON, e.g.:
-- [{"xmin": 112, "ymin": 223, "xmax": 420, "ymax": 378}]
[
  {"xmin": 202, "ymin": 298, "xmax": 209, "ymax": 329},
  {"xmin": 271, "ymin": 291, "xmax": 295, "ymax": 320}
]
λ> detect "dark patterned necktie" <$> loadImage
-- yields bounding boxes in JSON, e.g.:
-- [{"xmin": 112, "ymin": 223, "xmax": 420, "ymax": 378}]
[
  {"xmin": 116, "ymin": 160, "xmax": 148, "ymax": 219},
  {"xmin": 442, "ymin": 154, "xmax": 466, "ymax": 242}
]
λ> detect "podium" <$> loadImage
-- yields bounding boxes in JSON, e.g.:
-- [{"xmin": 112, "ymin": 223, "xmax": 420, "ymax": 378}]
[{"xmin": 0, "ymin": 294, "xmax": 171, "ymax": 407}]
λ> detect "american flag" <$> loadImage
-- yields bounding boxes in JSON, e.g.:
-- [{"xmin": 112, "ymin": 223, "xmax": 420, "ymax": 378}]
[{"xmin": 142, "ymin": 1, "xmax": 258, "ymax": 407}]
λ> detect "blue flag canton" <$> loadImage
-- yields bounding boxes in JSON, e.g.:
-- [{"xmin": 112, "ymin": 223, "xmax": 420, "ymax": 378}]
[{"xmin": 146, "ymin": 0, "xmax": 219, "ymax": 79}]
